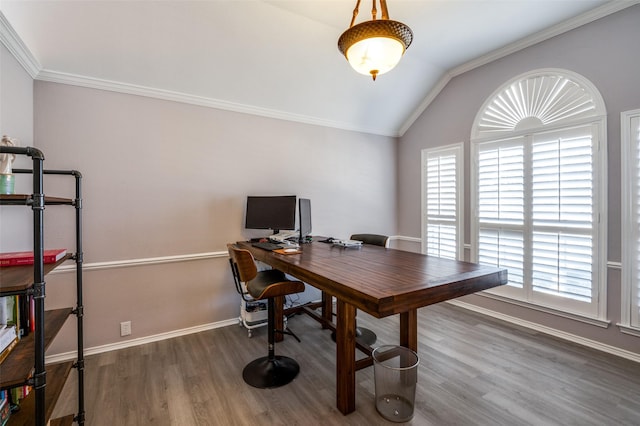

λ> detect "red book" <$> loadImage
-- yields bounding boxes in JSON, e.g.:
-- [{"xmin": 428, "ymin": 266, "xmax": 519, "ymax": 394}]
[{"xmin": 0, "ymin": 248, "xmax": 67, "ymax": 266}]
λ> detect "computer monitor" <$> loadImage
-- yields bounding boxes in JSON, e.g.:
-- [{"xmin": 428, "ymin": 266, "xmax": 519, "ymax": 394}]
[
  {"xmin": 245, "ymin": 195, "xmax": 297, "ymax": 234},
  {"xmin": 298, "ymin": 198, "xmax": 312, "ymax": 242}
]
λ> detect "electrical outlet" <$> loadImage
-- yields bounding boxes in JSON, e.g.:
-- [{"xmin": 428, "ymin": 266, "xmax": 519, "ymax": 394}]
[{"xmin": 120, "ymin": 321, "xmax": 131, "ymax": 337}]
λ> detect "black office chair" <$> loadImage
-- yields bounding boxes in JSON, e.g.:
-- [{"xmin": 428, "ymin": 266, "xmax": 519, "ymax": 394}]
[
  {"xmin": 350, "ymin": 234, "xmax": 389, "ymax": 248},
  {"xmin": 228, "ymin": 244, "xmax": 306, "ymax": 388},
  {"xmin": 331, "ymin": 233, "xmax": 389, "ymax": 346}
]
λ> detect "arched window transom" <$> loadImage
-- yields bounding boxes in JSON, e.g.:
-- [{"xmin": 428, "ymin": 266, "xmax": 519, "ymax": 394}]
[{"xmin": 472, "ymin": 69, "xmax": 605, "ymax": 139}]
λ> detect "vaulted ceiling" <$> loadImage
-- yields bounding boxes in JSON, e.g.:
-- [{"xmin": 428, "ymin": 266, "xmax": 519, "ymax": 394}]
[{"xmin": 1, "ymin": 0, "xmax": 631, "ymax": 136}]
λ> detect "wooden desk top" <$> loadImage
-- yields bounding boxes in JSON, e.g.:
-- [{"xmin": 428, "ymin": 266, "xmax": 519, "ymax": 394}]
[{"xmin": 237, "ymin": 239, "xmax": 507, "ymax": 318}]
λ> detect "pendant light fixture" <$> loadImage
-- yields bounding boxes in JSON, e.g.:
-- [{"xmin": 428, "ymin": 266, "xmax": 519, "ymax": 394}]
[{"xmin": 338, "ymin": 0, "xmax": 413, "ymax": 81}]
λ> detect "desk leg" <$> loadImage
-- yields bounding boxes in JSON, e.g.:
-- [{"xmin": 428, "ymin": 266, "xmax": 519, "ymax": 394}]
[
  {"xmin": 274, "ymin": 295, "xmax": 284, "ymax": 343},
  {"xmin": 322, "ymin": 291, "xmax": 333, "ymax": 329},
  {"xmin": 400, "ymin": 309, "xmax": 418, "ymax": 351},
  {"xmin": 336, "ymin": 299, "xmax": 356, "ymax": 415}
]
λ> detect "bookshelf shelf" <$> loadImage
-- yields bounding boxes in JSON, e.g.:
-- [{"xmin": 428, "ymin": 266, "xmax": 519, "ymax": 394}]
[
  {"xmin": 0, "ymin": 146, "xmax": 85, "ymax": 426},
  {"xmin": 0, "ymin": 255, "xmax": 73, "ymax": 293},
  {"xmin": 0, "ymin": 194, "xmax": 73, "ymax": 206},
  {"xmin": 4, "ymin": 361, "xmax": 74, "ymax": 425},
  {"xmin": 0, "ymin": 308, "xmax": 72, "ymax": 388}
]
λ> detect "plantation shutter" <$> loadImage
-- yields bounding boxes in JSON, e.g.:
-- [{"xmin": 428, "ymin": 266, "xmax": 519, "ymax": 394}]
[
  {"xmin": 472, "ymin": 69, "xmax": 605, "ymax": 319},
  {"xmin": 477, "ymin": 140, "xmax": 525, "ymax": 287},
  {"xmin": 631, "ymin": 115, "xmax": 640, "ymax": 326},
  {"xmin": 531, "ymin": 127, "xmax": 594, "ymax": 302},
  {"xmin": 476, "ymin": 127, "xmax": 595, "ymax": 302},
  {"xmin": 424, "ymin": 146, "xmax": 461, "ymax": 260}
]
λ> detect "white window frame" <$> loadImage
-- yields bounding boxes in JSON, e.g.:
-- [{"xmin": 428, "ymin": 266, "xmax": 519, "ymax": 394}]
[
  {"xmin": 421, "ymin": 143, "xmax": 464, "ymax": 260},
  {"xmin": 470, "ymin": 69, "xmax": 608, "ymax": 325},
  {"xmin": 620, "ymin": 108, "xmax": 640, "ymax": 336}
]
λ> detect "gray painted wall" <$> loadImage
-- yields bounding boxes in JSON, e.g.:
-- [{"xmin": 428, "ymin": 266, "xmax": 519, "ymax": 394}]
[
  {"xmin": 1, "ymin": 43, "xmax": 33, "ymax": 248},
  {"xmin": 398, "ymin": 6, "xmax": 640, "ymax": 354},
  {"xmin": 2, "ymin": 5, "xmax": 639, "ymax": 357},
  {"xmin": 2, "ymin": 59, "xmax": 398, "ymax": 353}
]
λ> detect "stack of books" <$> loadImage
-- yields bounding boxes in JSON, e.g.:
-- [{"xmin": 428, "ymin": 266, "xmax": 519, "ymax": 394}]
[
  {"xmin": 0, "ymin": 248, "xmax": 67, "ymax": 266},
  {"xmin": 0, "ymin": 325, "xmax": 17, "ymax": 363}
]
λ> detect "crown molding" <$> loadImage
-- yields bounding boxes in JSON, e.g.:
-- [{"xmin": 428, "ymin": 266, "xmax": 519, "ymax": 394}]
[
  {"xmin": 398, "ymin": 0, "xmax": 640, "ymax": 137},
  {"xmin": 3, "ymin": 2, "xmax": 636, "ymax": 139},
  {"xmin": 35, "ymin": 69, "xmax": 399, "ymax": 138},
  {"xmin": 0, "ymin": 8, "xmax": 396, "ymax": 137},
  {"xmin": 0, "ymin": 10, "xmax": 40, "ymax": 78}
]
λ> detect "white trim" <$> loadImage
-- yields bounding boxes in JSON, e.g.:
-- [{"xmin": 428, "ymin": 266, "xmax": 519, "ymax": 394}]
[
  {"xmin": 618, "ymin": 323, "xmax": 640, "ymax": 338},
  {"xmin": 388, "ymin": 235, "xmax": 421, "ymax": 244},
  {"xmin": 620, "ymin": 108, "xmax": 640, "ymax": 330},
  {"xmin": 470, "ymin": 73, "xmax": 608, "ymax": 320},
  {"xmin": 42, "ymin": 238, "xmax": 635, "ymax": 364},
  {"xmin": 400, "ymin": 73, "xmax": 452, "ymax": 136},
  {"xmin": 0, "ymin": 11, "xmax": 40, "ymax": 78},
  {"xmin": 471, "ymin": 69, "xmax": 607, "ymax": 140},
  {"xmin": 46, "ymin": 299, "xmax": 636, "ymax": 364},
  {"xmin": 608, "ymin": 261, "xmax": 622, "ymax": 270},
  {"xmin": 421, "ymin": 143, "xmax": 464, "ymax": 260},
  {"xmin": 2, "ymin": 3, "xmax": 634, "ymax": 138},
  {"xmin": 35, "ymin": 69, "xmax": 398, "ymax": 137},
  {"xmin": 399, "ymin": 0, "xmax": 639, "ymax": 136},
  {"xmin": 50, "ymin": 250, "xmax": 229, "ymax": 273},
  {"xmin": 477, "ymin": 291, "xmax": 610, "ymax": 328},
  {"xmin": 45, "ymin": 318, "xmax": 238, "ymax": 364},
  {"xmin": 447, "ymin": 300, "xmax": 640, "ymax": 364}
]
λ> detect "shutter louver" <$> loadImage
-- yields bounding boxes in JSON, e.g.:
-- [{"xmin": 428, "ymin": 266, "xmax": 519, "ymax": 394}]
[
  {"xmin": 479, "ymin": 228, "xmax": 524, "ymax": 287},
  {"xmin": 478, "ymin": 145, "xmax": 524, "ymax": 224},
  {"xmin": 477, "ymin": 142, "xmax": 524, "ymax": 288},
  {"xmin": 424, "ymin": 147, "xmax": 460, "ymax": 260},
  {"xmin": 531, "ymin": 129, "xmax": 594, "ymax": 302},
  {"xmin": 634, "ymin": 116, "xmax": 640, "ymax": 326},
  {"xmin": 472, "ymin": 70, "xmax": 605, "ymax": 318}
]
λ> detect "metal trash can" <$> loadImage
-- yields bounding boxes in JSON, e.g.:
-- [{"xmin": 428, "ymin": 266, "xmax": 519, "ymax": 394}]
[{"xmin": 372, "ymin": 345, "xmax": 419, "ymax": 422}]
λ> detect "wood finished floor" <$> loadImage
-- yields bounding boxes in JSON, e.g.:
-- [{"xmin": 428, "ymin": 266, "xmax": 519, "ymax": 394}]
[{"xmin": 52, "ymin": 303, "xmax": 640, "ymax": 425}]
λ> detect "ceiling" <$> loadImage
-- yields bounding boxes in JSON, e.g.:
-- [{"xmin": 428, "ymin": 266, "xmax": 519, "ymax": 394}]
[{"xmin": 0, "ymin": 0, "xmax": 630, "ymax": 136}]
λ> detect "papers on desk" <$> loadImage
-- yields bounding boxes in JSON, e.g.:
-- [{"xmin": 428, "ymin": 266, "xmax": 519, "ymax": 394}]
[
  {"xmin": 273, "ymin": 248, "xmax": 302, "ymax": 255},
  {"xmin": 332, "ymin": 239, "xmax": 363, "ymax": 248}
]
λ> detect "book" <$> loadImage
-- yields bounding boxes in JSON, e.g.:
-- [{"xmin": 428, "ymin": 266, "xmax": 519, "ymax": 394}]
[
  {"xmin": 0, "ymin": 296, "xmax": 18, "ymax": 336},
  {"xmin": 0, "ymin": 325, "xmax": 17, "ymax": 353},
  {"xmin": 0, "ymin": 336, "xmax": 18, "ymax": 364},
  {"xmin": 0, "ymin": 396, "xmax": 10, "ymax": 426},
  {"xmin": 0, "ymin": 297, "xmax": 13, "ymax": 325},
  {"xmin": 0, "ymin": 248, "xmax": 67, "ymax": 266},
  {"xmin": 18, "ymin": 295, "xmax": 29, "ymax": 337}
]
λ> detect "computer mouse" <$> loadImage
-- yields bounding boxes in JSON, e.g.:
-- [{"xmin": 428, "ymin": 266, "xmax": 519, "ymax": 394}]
[{"xmin": 283, "ymin": 248, "xmax": 298, "ymax": 253}]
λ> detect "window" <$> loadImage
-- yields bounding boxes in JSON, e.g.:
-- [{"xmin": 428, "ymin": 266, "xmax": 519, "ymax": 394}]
[
  {"xmin": 422, "ymin": 144, "xmax": 463, "ymax": 260},
  {"xmin": 621, "ymin": 109, "xmax": 640, "ymax": 335},
  {"xmin": 471, "ymin": 69, "xmax": 607, "ymax": 321}
]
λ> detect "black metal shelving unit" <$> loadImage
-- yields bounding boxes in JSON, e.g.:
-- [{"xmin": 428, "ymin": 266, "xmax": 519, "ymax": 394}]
[{"xmin": 0, "ymin": 146, "xmax": 85, "ymax": 426}]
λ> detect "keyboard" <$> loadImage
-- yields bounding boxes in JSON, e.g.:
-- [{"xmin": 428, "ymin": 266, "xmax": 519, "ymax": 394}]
[{"xmin": 252, "ymin": 242, "xmax": 284, "ymax": 251}]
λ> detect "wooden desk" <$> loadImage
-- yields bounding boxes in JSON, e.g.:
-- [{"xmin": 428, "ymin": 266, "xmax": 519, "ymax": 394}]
[{"xmin": 237, "ymin": 239, "xmax": 507, "ymax": 415}]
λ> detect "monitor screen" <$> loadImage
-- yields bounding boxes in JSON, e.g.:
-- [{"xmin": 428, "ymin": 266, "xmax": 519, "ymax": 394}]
[
  {"xmin": 299, "ymin": 198, "xmax": 312, "ymax": 241},
  {"xmin": 245, "ymin": 195, "xmax": 297, "ymax": 233}
]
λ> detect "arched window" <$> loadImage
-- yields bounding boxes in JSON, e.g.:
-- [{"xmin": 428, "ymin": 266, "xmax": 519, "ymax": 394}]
[
  {"xmin": 470, "ymin": 69, "xmax": 607, "ymax": 322},
  {"xmin": 621, "ymin": 109, "xmax": 640, "ymax": 335}
]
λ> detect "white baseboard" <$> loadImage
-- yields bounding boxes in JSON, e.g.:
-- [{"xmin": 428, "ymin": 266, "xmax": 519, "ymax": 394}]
[
  {"xmin": 45, "ymin": 318, "xmax": 238, "ymax": 364},
  {"xmin": 47, "ymin": 303, "xmax": 640, "ymax": 365},
  {"xmin": 447, "ymin": 300, "xmax": 640, "ymax": 364}
]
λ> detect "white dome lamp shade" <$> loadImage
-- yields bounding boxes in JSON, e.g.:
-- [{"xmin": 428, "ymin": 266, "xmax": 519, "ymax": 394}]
[{"xmin": 338, "ymin": 0, "xmax": 413, "ymax": 81}]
